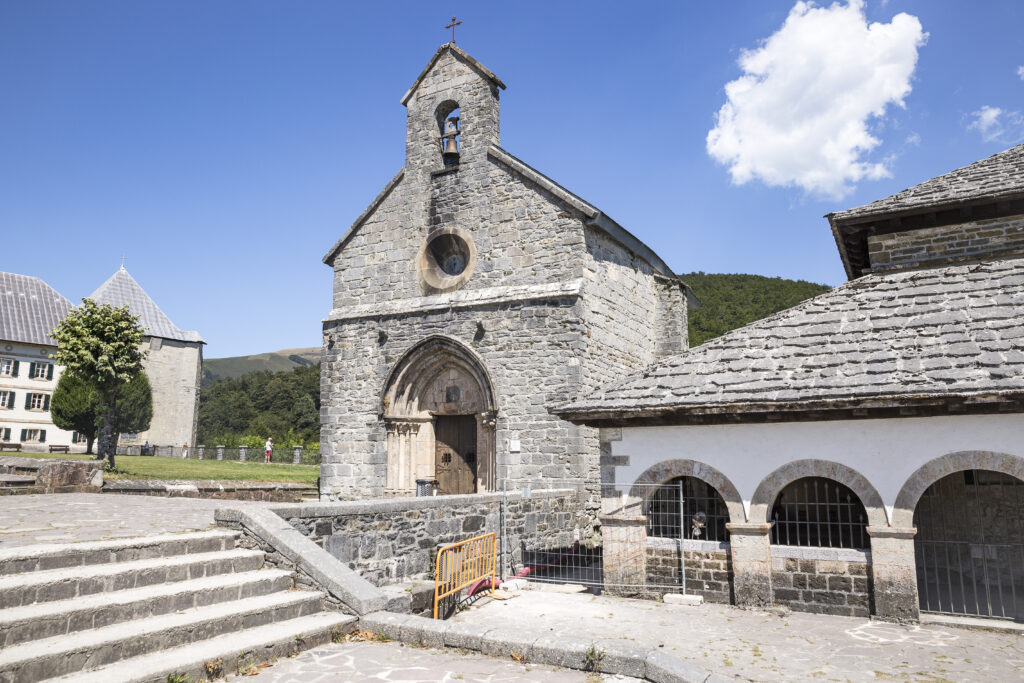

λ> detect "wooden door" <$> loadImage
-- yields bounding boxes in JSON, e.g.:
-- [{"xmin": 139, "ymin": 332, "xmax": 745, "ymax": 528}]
[{"xmin": 435, "ymin": 415, "xmax": 477, "ymax": 495}]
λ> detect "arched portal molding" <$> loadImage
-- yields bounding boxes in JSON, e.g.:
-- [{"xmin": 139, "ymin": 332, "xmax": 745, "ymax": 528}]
[
  {"xmin": 629, "ymin": 459, "xmax": 746, "ymax": 523},
  {"xmin": 381, "ymin": 335, "xmax": 497, "ymax": 418},
  {"xmin": 749, "ymin": 459, "xmax": 887, "ymax": 528},
  {"xmin": 892, "ymin": 450, "xmax": 1024, "ymax": 527}
]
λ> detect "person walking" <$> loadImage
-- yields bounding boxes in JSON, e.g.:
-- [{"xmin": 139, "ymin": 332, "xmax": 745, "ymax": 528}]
[{"xmin": 264, "ymin": 437, "xmax": 273, "ymax": 464}]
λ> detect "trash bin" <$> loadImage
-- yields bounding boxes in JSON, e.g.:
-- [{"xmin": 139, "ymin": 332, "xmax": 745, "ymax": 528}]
[{"xmin": 416, "ymin": 479, "xmax": 438, "ymax": 497}]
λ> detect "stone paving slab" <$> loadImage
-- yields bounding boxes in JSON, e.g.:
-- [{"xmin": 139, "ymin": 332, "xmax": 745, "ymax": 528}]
[
  {"xmin": 0, "ymin": 493, "xmax": 252, "ymax": 548},
  {"xmin": 227, "ymin": 640, "xmax": 641, "ymax": 682},
  {"xmin": 451, "ymin": 589, "xmax": 1024, "ymax": 682}
]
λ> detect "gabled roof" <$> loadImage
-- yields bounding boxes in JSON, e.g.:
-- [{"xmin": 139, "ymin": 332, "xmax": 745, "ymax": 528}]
[
  {"xmin": 555, "ymin": 256, "xmax": 1024, "ymax": 423},
  {"xmin": 0, "ymin": 272, "xmax": 73, "ymax": 347},
  {"xmin": 400, "ymin": 43, "xmax": 506, "ymax": 106},
  {"xmin": 322, "ymin": 169, "xmax": 405, "ymax": 265},
  {"xmin": 831, "ymin": 144, "xmax": 1024, "ymax": 222},
  {"xmin": 828, "ymin": 144, "xmax": 1024, "ymax": 279},
  {"xmin": 89, "ymin": 267, "xmax": 203, "ymax": 343}
]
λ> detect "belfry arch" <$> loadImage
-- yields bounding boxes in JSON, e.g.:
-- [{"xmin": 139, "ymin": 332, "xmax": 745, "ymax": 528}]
[{"xmin": 381, "ymin": 336, "xmax": 497, "ymax": 495}]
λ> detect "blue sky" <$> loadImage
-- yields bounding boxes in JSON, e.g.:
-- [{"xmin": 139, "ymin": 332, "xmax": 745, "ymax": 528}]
[{"xmin": 1, "ymin": 1, "xmax": 1022, "ymax": 358}]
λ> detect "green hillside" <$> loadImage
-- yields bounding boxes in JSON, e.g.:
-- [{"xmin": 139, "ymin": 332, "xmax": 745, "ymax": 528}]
[
  {"xmin": 681, "ymin": 272, "xmax": 832, "ymax": 347},
  {"xmin": 202, "ymin": 347, "xmax": 319, "ymax": 387}
]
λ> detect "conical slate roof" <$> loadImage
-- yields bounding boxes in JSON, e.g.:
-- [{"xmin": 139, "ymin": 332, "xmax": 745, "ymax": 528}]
[
  {"xmin": 89, "ymin": 267, "xmax": 203, "ymax": 343},
  {"xmin": 0, "ymin": 271, "xmax": 73, "ymax": 346}
]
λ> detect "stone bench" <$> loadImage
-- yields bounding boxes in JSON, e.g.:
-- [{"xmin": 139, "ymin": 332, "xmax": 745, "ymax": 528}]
[{"xmin": 48, "ymin": 445, "xmax": 70, "ymax": 454}]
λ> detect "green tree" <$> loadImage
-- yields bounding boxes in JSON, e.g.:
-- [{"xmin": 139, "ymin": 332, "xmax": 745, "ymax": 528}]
[
  {"xmin": 51, "ymin": 298, "xmax": 147, "ymax": 467},
  {"xmin": 50, "ymin": 373, "xmax": 101, "ymax": 454},
  {"xmin": 111, "ymin": 371, "xmax": 153, "ymax": 436}
]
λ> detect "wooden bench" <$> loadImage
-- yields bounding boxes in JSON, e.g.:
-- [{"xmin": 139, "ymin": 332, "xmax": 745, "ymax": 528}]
[
  {"xmin": 0, "ymin": 443, "xmax": 21, "ymax": 452},
  {"xmin": 48, "ymin": 445, "xmax": 70, "ymax": 454}
]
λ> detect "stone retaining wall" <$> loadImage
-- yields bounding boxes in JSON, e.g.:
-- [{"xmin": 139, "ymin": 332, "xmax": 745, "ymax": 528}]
[
  {"xmin": 275, "ymin": 489, "xmax": 585, "ymax": 586},
  {"xmin": 103, "ymin": 479, "xmax": 316, "ymax": 502},
  {"xmin": 770, "ymin": 548, "xmax": 872, "ymax": 617},
  {"xmin": 645, "ymin": 538, "xmax": 732, "ymax": 604},
  {"xmin": 0, "ymin": 456, "xmax": 103, "ymax": 495}
]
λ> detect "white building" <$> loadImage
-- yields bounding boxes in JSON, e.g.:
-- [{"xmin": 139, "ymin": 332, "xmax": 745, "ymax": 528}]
[
  {"xmin": 0, "ymin": 272, "xmax": 77, "ymax": 450},
  {"xmin": 558, "ymin": 144, "xmax": 1024, "ymax": 623}
]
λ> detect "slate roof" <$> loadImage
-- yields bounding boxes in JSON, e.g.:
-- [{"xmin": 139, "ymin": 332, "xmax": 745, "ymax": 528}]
[
  {"xmin": 830, "ymin": 144, "xmax": 1024, "ymax": 222},
  {"xmin": 89, "ymin": 267, "xmax": 203, "ymax": 343},
  {"xmin": 0, "ymin": 272, "xmax": 73, "ymax": 347},
  {"xmin": 556, "ymin": 257, "xmax": 1024, "ymax": 420}
]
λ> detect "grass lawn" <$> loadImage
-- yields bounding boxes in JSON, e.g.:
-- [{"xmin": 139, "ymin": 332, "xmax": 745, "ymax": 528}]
[{"xmin": 6, "ymin": 452, "xmax": 319, "ymax": 486}]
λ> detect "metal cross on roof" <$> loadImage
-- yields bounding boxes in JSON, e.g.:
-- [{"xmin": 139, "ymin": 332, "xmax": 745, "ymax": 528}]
[{"xmin": 445, "ymin": 16, "xmax": 462, "ymax": 44}]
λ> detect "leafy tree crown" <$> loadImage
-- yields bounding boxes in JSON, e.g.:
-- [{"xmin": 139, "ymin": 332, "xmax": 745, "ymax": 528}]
[{"xmin": 51, "ymin": 298, "xmax": 147, "ymax": 389}]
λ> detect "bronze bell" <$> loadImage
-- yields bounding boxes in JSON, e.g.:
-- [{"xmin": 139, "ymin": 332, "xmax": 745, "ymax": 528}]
[{"xmin": 442, "ymin": 116, "xmax": 460, "ymax": 165}]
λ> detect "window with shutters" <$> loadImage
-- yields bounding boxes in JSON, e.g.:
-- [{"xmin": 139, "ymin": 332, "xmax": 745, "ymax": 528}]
[
  {"xmin": 29, "ymin": 393, "xmax": 46, "ymax": 410},
  {"xmin": 0, "ymin": 391, "xmax": 10, "ymax": 409},
  {"xmin": 0, "ymin": 358, "xmax": 12, "ymax": 376},
  {"xmin": 31, "ymin": 362, "xmax": 51, "ymax": 380},
  {"xmin": 23, "ymin": 429, "xmax": 43, "ymax": 442},
  {"xmin": 1, "ymin": 427, "xmax": 10, "ymax": 441}
]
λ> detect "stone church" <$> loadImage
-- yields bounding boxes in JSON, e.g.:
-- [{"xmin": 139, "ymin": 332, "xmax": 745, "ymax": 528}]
[{"xmin": 320, "ymin": 43, "xmax": 691, "ymax": 501}]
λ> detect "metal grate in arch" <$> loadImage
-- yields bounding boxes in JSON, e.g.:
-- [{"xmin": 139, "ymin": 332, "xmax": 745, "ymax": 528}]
[
  {"xmin": 644, "ymin": 477, "xmax": 731, "ymax": 543},
  {"xmin": 770, "ymin": 477, "xmax": 869, "ymax": 549}
]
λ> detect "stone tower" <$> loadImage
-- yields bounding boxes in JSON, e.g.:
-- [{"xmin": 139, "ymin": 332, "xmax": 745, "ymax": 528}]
[{"xmin": 320, "ymin": 43, "xmax": 690, "ymax": 502}]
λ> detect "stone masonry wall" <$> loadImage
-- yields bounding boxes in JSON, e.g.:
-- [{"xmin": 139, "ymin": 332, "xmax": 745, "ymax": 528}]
[
  {"xmin": 278, "ymin": 489, "xmax": 584, "ymax": 586},
  {"xmin": 771, "ymin": 554, "xmax": 872, "ymax": 617},
  {"xmin": 867, "ymin": 213, "xmax": 1024, "ymax": 273},
  {"xmin": 645, "ymin": 538, "xmax": 732, "ymax": 604},
  {"xmin": 132, "ymin": 337, "xmax": 202, "ymax": 448}
]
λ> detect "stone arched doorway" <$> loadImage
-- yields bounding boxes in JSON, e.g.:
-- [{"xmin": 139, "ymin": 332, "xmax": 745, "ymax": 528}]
[
  {"xmin": 381, "ymin": 336, "xmax": 497, "ymax": 495},
  {"xmin": 896, "ymin": 452, "xmax": 1024, "ymax": 621}
]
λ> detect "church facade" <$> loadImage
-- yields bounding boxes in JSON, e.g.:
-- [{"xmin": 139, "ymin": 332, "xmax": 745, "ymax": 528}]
[{"xmin": 319, "ymin": 44, "xmax": 690, "ymax": 501}]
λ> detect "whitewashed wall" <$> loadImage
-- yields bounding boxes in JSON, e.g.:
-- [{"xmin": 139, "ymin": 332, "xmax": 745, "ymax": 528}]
[{"xmin": 610, "ymin": 413, "xmax": 1024, "ymax": 524}]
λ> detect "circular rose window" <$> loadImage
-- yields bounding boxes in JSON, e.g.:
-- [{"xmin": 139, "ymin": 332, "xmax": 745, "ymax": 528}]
[{"xmin": 418, "ymin": 228, "xmax": 476, "ymax": 292}]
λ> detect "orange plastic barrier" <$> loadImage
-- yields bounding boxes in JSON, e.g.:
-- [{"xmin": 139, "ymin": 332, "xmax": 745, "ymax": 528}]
[{"xmin": 433, "ymin": 532, "xmax": 497, "ymax": 619}]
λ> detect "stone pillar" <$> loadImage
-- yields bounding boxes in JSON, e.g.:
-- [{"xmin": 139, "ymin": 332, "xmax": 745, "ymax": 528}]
[
  {"xmin": 385, "ymin": 423, "xmax": 398, "ymax": 490},
  {"xmin": 196, "ymin": 445, "xmax": 205, "ymax": 460},
  {"xmin": 239, "ymin": 446, "xmax": 247, "ymax": 462},
  {"xmin": 293, "ymin": 446, "xmax": 302, "ymax": 464},
  {"xmin": 600, "ymin": 514, "xmax": 647, "ymax": 596},
  {"xmin": 726, "ymin": 523, "xmax": 773, "ymax": 608},
  {"xmin": 867, "ymin": 526, "xmax": 919, "ymax": 622},
  {"xmin": 476, "ymin": 411, "xmax": 497, "ymax": 493},
  {"xmin": 216, "ymin": 445, "xmax": 224, "ymax": 461}
]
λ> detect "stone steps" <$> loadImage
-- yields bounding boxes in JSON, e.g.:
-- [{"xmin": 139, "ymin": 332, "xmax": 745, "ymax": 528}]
[
  {"xmin": 0, "ymin": 529, "xmax": 352, "ymax": 681},
  {"xmin": 0, "ymin": 530, "xmax": 240, "ymax": 575},
  {"xmin": 0, "ymin": 548, "xmax": 265, "ymax": 609},
  {"xmin": 47, "ymin": 612, "xmax": 357, "ymax": 683},
  {"xmin": 0, "ymin": 568, "xmax": 293, "ymax": 647},
  {"xmin": 0, "ymin": 591, "xmax": 326, "ymax": 682},
  {"xmin": 0, "ymin": 475, "xmax": 33, "ymax": 488}
]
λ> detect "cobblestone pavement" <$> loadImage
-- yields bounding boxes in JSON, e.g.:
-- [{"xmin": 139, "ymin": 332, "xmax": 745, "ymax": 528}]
[
  {"xmin": 0, "ymin": 493, "xmax": 241, "ymax": 547},
  {"xmin": 226, "ymin": 640, "xmax": 638, "ymax": 682},
  {"xmin": 452, "ymin": 589, "xmax": 1024, "ymax": 682}
]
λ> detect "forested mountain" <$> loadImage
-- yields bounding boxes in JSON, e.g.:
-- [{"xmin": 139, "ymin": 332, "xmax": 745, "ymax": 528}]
[
  {"xmin": 196, "ymin": 363, "xmax": 319, "ymax": 448},
  {"xmin": 680, "ymin": 272, "xmax": 832, "ymax": 346},
  {"xmin": 201, "ymin": 347, "xmax": 319, "ymax": 387},
  {"xmin": 195, "ymin": 274, "xmax": 830, "ymax": 445}
]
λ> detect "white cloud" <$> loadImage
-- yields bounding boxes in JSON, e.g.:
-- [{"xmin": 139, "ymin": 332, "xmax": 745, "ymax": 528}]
[
  {"xmin": 967, "ymin": 105, "xmax": 1024, "ymax": 144},
  {"xmin": 1017, "ymin": 65, "xmax": 1024, "ymax": 81},
  {"xmin": 706, "ymin": 0, "xmax": 927, "ymax": 199}
]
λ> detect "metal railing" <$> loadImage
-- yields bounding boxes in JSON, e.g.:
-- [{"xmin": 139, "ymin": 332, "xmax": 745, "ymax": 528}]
[
  {"xmin": 433, "ymin": 532, "xmax": 497, "ymax": 619},
  {"xmin": 114, "ymin": 444, "xmax": 321, "ymax": 465}
]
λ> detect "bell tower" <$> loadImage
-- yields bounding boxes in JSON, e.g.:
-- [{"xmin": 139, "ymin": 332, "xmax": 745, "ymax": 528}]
[{"xmin": 401, "ymin": 43, "xmax": 506, "ymax": 178}]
